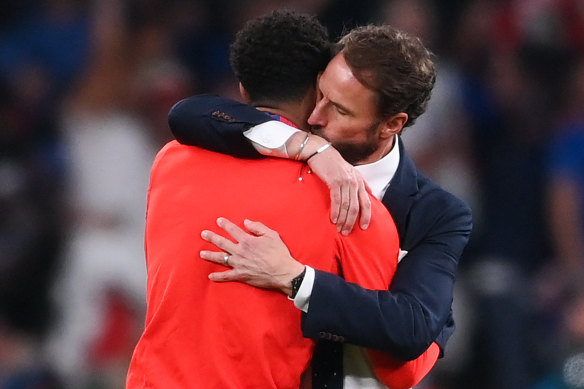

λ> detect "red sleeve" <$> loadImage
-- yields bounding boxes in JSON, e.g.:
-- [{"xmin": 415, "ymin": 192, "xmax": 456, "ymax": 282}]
[
  {"xmin": 369, "ymin": 342, "xmax": 440, "ymax": 389},
  {"xmin": 338, "ymin": 199, "xmax": 438, "ymax": 387},
  {"xmin": 337, "ymin": 200, "xmax": 399, "ymax": 291}
]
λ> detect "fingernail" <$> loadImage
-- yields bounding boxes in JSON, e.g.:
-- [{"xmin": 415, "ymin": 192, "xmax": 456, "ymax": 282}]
[
  {"xmin": 342, "ymin": 229, "xmax": 350, "ymax": 236},
  {"xmin": 201, "ymin": 230, "xmax": 208, "ymax": 239},
  {"xmin": 217, "ymin": 217, "xmax": 224, "ymax": 225},
  {"xmin": 361, "ymin": 223, "xmax": 369, "ymax": 230},
  {"xmin": 200, "ymin": 250, "xmax": 209, "ymax": 258}
]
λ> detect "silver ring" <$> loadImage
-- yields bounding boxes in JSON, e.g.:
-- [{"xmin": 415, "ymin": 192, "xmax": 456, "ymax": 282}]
[{"xmin": 223, "ymin": 254, "xmax": 230, "ymax": 266}]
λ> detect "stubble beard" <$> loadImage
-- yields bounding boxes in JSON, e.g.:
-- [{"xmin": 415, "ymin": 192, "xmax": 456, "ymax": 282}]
[{"xmin": 311, "ymin": 121, "xmax": 380, "ymax": 166}]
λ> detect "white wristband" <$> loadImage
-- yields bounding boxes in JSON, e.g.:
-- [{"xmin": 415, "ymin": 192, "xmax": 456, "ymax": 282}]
[{"xmin": 306, "ymin": 142, "xmax": 332, "ymax": 161}]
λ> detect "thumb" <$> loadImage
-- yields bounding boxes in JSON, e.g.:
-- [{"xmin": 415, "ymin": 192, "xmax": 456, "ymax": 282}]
[{"xmin": 244, "ymin": 219, "xmax": 271, "ymax": 236}]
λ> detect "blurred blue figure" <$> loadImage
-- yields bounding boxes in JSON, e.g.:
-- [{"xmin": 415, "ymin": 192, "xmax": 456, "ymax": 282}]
[
  {"xmin": 533, "ymin": 58, "xmax": 584, "ymax": 389},
  {"xmin": 0, "ymin": 1, "xmax": 91, "ymax": 388}
]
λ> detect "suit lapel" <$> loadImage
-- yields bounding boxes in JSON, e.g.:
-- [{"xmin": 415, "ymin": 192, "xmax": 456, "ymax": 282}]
[{"xmin": 381, "ymin": 137, "xmax": 419, "ymax": 246}]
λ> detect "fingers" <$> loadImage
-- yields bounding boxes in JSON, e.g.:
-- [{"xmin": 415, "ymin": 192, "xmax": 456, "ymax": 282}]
[
  {"xmin": 243, "ymin": 219, "xmax": 272, "ymax": 236},
  {"xmin": 328, "ymin": 179, "xmax": 351, "ymax": 229},
  {"xmin": 329, "ymin": 177, "xmax": 361, "ymax": 235},
  {"xmin": 200, "ymin": 248, "xmax": 248, "ymax": 283},
  {"xmin": 342, "ymin": 177, "xmax": 361, "ymax": 235},
  {"xmin": 362, "ymin": 178, "xmax": 372, "ymax": 194},
  {"xmin": 216, "ymin": 217, "xmax": 250, "ymax": 242},
  {"xmin": 330, "ymin": 185, "xmax": 341, "ymax": 224},
  {"xmin": 208, "ymin": 269, "xmax": 240, "ymax": 282},
  {"xmin": 200, "ymin": 250, "xmax": 233, "ymax": 267},
  {"xmin": 201, "ymin": 229, "xmax": 238, "ymax": 254},
  {"xmin": 336, "ymin": 182, "xmax": 351, "ymax": 233},
  {"xmin": 331, "ymin": 170, "xmax": 372, "ymax": 234},
  {"xmin": 357, "ymin": 179, "xmax": 371, "ymax": 230},
  {"xmin": 200, "ymin": 251, "xmax": 245, "ymax": 281}
]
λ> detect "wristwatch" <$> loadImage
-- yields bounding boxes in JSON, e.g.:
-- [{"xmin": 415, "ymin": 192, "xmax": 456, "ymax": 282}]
[{"xmin": 290, "ymin": 267, "xmax": 307, "ymax": 299}]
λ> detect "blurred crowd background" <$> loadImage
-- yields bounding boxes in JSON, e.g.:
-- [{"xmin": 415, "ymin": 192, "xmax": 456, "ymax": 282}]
[{"xmin": 0, "ymin": 0, "xmax": 583, "ymax": 388}]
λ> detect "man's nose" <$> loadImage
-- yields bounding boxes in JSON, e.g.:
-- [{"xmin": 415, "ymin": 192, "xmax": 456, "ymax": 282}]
[{"xmin": 308, "ymin": 100, "xmax": 325, "ymax": 127}]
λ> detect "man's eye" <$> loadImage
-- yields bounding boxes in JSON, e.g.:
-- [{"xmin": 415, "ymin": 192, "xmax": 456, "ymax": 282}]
[{"xmin": 335, "ymin": 106, "xmax": 348, "ymax": 115}]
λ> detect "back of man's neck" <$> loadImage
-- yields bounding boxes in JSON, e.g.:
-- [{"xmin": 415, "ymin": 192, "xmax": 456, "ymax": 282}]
[{"xmin": 253, "ymin": 103, "xmax": 309, "ymax": 131}]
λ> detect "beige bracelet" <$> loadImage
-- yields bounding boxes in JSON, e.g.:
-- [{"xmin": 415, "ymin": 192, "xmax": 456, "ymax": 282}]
[
  {"xmin": 295, "ymin": 133, "xmax": 310, "ymax": 160},
  {"xmin": 306, "ymin": 142, "xmax": 332, "ymax": 162}
]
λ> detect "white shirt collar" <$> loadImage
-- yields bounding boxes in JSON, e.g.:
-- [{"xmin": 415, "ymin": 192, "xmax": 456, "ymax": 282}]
[{"xmin": 354, "ymin": 135, "xmax": 400, "ymax": 200}]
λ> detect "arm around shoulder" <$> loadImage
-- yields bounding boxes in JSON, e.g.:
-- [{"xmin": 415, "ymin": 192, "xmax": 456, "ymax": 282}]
[
  {"xmin": 167, "ymin": 94, "xmax": 271, "ymax": 158},
  {"xmin": 302, "ymin": 193, "xmax": 472, "ymax": 361}
]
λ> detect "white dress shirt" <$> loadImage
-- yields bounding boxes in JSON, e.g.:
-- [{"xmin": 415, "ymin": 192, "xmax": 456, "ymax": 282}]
[{"xmin": 245, "ymin": 123, "xmax": 404, "ymax": 388}]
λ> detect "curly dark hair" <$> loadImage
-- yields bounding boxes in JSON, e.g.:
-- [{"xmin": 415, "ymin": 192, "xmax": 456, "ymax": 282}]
[
  {"xmin": 230, "ymin": 9, "xmax": 331, "ymax": 103},
  {"xmin": 338, "ymin": 25, "xmax": 436, "ymax": 128}
]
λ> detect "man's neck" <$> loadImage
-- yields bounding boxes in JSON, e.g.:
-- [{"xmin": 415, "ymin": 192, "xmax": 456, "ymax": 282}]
[{"xmin": 254, "ymin": 105, "xmax": 308, "ymax": 131}]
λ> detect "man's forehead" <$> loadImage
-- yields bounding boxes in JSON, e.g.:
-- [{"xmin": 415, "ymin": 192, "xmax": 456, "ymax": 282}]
[
  {"xmin": 322, "ymin": 53, "xmax": 351, "ymax": 79},
  {"xmin": 319, "ymin": 53, "xmax": 376, "ymax": 112}
]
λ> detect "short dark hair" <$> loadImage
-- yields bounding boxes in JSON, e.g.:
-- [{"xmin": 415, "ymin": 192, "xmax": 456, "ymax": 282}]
[
  {"xmin": 230, "ymin": 9, "xmax": 331, "ymax": 104},
  {"xmin": 338, "ymin": 25, "xmax": 436, "ymax": 128}
]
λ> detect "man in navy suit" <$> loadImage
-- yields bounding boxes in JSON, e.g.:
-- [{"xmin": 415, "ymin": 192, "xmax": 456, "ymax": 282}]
[{"xmin": 169, "ymin": 22, "xmax": 472, "ymax": 389}]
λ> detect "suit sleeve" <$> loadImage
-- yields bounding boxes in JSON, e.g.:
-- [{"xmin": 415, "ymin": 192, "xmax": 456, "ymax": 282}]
[
  {"xmin": 302, "ymin": 195, "xmax": 472, "ymax": 361},
  {"xmin": 167, "ymin": 94, "xmax": 273, "ymax": 158}
]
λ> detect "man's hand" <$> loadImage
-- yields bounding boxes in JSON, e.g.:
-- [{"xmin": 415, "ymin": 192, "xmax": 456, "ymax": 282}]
[
  {"xmin": 200, "ymin": 217, "xmax": 305, "ymax": 296},
  {"xmin": 305, "ymin": 140, "xmax": 371, "ymax": 235}
]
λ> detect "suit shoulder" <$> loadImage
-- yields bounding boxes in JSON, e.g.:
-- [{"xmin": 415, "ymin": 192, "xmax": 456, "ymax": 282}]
[
  {"xmin": 413, "ymin": 172, "xmax": 472, "ymax": 233},
  {"xmin": 416, "ymin": 172, "xmax": 471, "ymax": 213}
]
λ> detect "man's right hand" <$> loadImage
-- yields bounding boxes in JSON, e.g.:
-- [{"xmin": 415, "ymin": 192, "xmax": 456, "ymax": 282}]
[{"xmin": 200, "ymin": 217, "xmax": 305, "ymax": 296}]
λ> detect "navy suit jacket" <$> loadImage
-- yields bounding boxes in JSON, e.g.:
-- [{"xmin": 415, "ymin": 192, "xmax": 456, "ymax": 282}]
[{"xmin": 169, "ymin": 94, "xmax": 473, "ymax": 361}]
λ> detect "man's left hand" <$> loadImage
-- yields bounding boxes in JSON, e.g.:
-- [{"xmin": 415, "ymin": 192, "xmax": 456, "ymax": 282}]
[
  {"xmin": 304, "ymin": 140, "xmax": 372, "ymax": 235},
  {"xmin": 200, "ymin": 217, "xmax": 305, "ymax": 296}
]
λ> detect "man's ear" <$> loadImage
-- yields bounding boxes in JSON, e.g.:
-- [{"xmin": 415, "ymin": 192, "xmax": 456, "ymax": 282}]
[
  {"xmin": 379, "ymin": 113, "xmax": 408, "ymax": 139},
  {"xmin": 239, "ymin": 83, "xmax": 251, "ymax": 103}
]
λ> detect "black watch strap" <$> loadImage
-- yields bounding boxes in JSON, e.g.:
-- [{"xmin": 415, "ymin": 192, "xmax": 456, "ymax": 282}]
[{"xmin": 290, "ymin": 267, "xmax": 307, "ymax": 299}]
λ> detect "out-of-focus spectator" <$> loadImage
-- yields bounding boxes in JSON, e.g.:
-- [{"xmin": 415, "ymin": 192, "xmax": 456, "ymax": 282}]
[
  {"xmin": 437, "ymin": 0, "xmax": 565, "ymax": 387},
  {"xmin": 0, "ymin": 1, "xmax": 91, "ymax": 387},
  {"xmin": 533, "ymin": 56, "xmax": 584, "ymax": 389},
  {"xmin": 0, "ymin": 0, "xmax": 90, "ymax": 87},
  {"xmin": 381, "ymin": 0, "xmax": 478, "ymax": 211},
  {"xmin": 545, "ymin": 57, "xmax": 584, "ymax": 295},
  {"xmin": 43, "ymin": 1, "xmax": 194, "ymax": 387}
]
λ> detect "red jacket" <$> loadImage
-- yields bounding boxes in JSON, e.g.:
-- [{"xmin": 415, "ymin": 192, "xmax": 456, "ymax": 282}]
[{"xmin": 126, "ymin": 141, "xmax": 436, "ymax": 388}]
